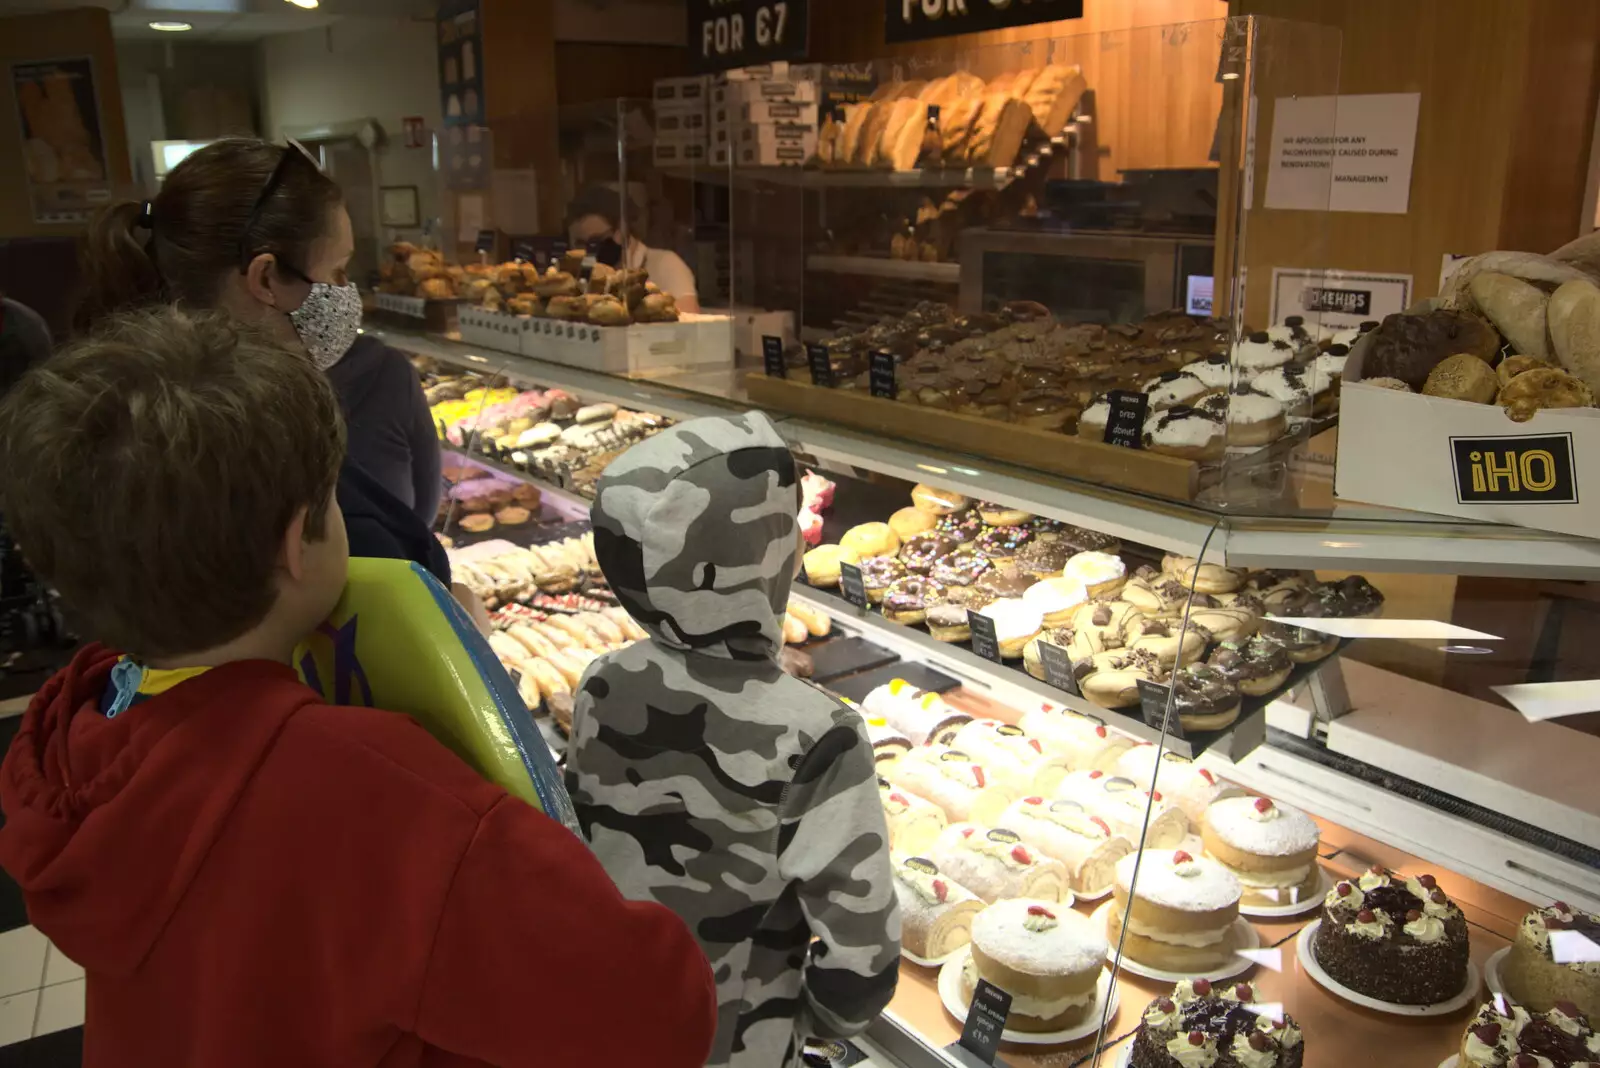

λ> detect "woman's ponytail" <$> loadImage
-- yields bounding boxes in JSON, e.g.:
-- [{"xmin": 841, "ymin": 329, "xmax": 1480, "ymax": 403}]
[{"xmin": 75, "ymin": 199, "xmax": 164, "ymax": 333}]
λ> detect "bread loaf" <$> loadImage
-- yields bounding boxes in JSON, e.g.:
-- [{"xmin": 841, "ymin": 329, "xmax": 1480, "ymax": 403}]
[
  {"xmin": 1549, "ymin": 231, "xmax": 1600, "ymax": 281},
  {"xmin": 895, "ymin": 80, "xmax": 928, "ymax": 101},
  {"xmin": 962, "ymin": 93, "xmax": 1013, "ymax": 164},
  {"xmin": 876, "ymin": 97, "xmax": 925, "ymax": 169},
  {"xmin": 868, "ymin": 81, "xmax": 903, "ymax": 103},
  {"xmin": 939, "ymin": 96, "xmax": 984, "ymax": 159},
  {"xmin": 1469, "ymin": 272, "xmax": 1551, "ymax": 361},
  {"xmin": 856, "ymin": 101, "xmax": 897, "ymax": 165},
  {"xmin": 970, "ymin": 97, "xmax": 1033, "ymax": 168},
  {"xmin": 1439, "ymin": 251, "xmax": 1592, "ymax": 311},
  {"xmin": 837, "ymin": 103, "xmax": 872, "ymax": 165},
  {"xmin": 989, "ymin": 69, "xmax": 1041, "ymax": 99},
  {"xmin": 1547, "ymin": 278, "xmax": 1600, "ymax": 393},
  {"xmin": 1024, "ymin": 64, "xmax": 1087, "ymax": 134}
]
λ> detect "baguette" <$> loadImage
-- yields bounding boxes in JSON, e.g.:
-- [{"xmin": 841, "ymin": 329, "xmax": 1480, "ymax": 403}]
[
  {"xmin": 855, "ymin": 101, "xmax": 896, "ymax": 165},
  {"xmin": 939, "ymin": 95, "xmax": 985, "ymax": 159},
  {"xmin": 874, "ymin": 97, "xmax": 924, "ymax": 168}
]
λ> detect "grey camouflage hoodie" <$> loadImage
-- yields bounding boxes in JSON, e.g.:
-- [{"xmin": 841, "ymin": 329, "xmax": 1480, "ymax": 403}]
[{"xmin": 566, "ymin": 411, "xmax": 900, "ymax": 1068}]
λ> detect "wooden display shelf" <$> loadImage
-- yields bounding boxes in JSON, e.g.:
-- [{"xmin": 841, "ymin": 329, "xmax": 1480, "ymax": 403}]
[
  {"xmin": 744, "ymin": 374, "xmax": 1201, "ymax": 502},
  {"xmin": 883, "ymin": 818, "xmax": 1517, "ymax": 1068}
]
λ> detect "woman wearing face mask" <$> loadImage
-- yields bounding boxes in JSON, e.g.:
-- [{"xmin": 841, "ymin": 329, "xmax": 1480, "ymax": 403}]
[
  {"xmin": 76, "ymin": 138, "xmax": 453, "ymax": 591},
  {"xmin": 565, "ymin": 186, "xmax": 700, "ymax": 313}
]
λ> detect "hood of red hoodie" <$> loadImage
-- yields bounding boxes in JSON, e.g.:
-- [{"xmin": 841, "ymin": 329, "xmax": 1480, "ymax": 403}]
[{"xmin": 0, "ymin": 644, "xmax": 318, "ymax": 977}]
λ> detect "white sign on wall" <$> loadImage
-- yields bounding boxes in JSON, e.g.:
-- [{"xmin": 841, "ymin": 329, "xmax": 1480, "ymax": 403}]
[
  {"xmin": 1270, "ymin": 268, "xmax": 1413, "ymax": 329},
  {"xmin": 1264, "ymin": 92, "xmax": 1422, "ymax": 215}
]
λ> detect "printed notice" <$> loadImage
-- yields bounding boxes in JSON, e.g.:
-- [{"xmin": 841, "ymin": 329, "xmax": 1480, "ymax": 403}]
[
  {"xmin": 1269, "ymin": 269, "xmax": 1412, "ymax": 331},
  {"xmin": 1265, "ymin": 93, "xmax": 1421, "ymax": 214}
]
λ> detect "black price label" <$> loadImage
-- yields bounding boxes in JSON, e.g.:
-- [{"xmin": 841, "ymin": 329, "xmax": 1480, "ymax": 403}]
[
  {"xmin": 762, "ymin": 335, "xmax": 787, "ymax": 378},
  {"xmin": 1137, "ymin": 678, "xmax": 1184, "ymax": 739},
  {"xmin": 839, "ymin": 562, "xmax": 868, "ymax": 608},
  {"xmin": 474, "ymin": 229, "xmax": 497, "ymax": 255},
  {"xmin": 957, "ymin": 978, "xmax": 1012, "ymax": 1063},
  {"xmin": 869, "ymin": 350, "xmax": 897, "ymax": 400},
  {"xmin": 1035, "ymin": 639, "xmax": 1082, "ymax": 697},
  {"xmin": 511, "ymin": 238, "xmax": 535, "ymax": 263},
  {"xmin": 807, "ymin": 343, "xmax": 835, "ymax": 388},
  {"xmin": 1451, "ymin": 433, "xmax": 1577, "ymax": 504},
  {"xmin": 887, "ymin": 0, "xmax": 1081, "ymax": 43},
  {"xmin": 1102, "ymin": 389, "xmax": 1150, "ymax": 450},
  {"xmin": 689, "ymin": 0, "xmax": 811, "ymax": 73},
  {"xmin": 968, "ymin": 610, "xmax": 1001, "ymax": 663}
]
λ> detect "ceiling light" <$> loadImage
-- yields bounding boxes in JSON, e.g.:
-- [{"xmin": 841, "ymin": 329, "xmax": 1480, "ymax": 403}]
[
  {"xmin": 284, "ymin": 0, "xmax": 319, "ymax": 7},
  {"xmin": 149, "ymin": 20, "xmax": 192, "ymax": 31}
]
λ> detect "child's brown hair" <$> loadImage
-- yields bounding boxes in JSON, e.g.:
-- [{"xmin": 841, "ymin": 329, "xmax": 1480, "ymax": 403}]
[{"xmin": 0, "ymin": 307, "xmax": 345, "ymax": 659}]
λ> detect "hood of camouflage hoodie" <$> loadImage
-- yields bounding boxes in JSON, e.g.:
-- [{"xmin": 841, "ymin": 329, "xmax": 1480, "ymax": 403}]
[{"xmin": 590, "ymin": 410, "xmax": 798, "ymax": 661}]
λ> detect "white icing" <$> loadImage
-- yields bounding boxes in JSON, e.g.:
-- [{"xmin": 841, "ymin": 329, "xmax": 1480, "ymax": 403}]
[
  {"xmin": 1150, "ymin": 414, "xmax": 1223, "ymax": 448},
  {"xmin": 1588, "ymin": 1032, "xmax": 1600, "ymax": 1054},
  {"xmin": 1143, "ymin": 999, "xmax": 1181, "ymax": 1029},
  {"xmin": 1116, "ymin": 851, "xmax": 1241, "ymax": 912},
  {"xmin": 1552, "ymin": 1005, "xmax": 1585, "ymax": 1037},
  {"xmin": 1233, "ymin": 338, "xmax": 1294, "ymax": 374},
  {"xmin": 1183, "ymin": 360, "xmax": 1233, "ymax": 390},
  {"xmin": 1063, "ymin": 552, "xmax": 1126, "ymax": 588},
  {"xmin": 1330, "ymin": 325, "xmax": 1373, "ymax": 349},
  {"xmin": 1127, "ymin": 917, "xmax": 1232, "ymax": 947},
  {"xmin": 1279, "ymin": 1024, "xmax": 1302, "ymax": 1049},
  {"xmin": 1081, "ymin": 398, "xmax": 1110, "ymax": 426},
  {"xmin": 1462, "ymin": 1030, "xmax": 1500, "ymax": 1066},
  {"xmin": 1205, "ymin": 796, "xmax": 1319, "ymax": 856},
  {"xmin": 1358, "ymin": 869, "xmax": 1390, "ymax": 891},
  {"xmin": 1230, "ymin": 1032, "xmax": 1278, "ymax": 1068},
  {"xmin": 1403, "ymin": 913, "xmax": 1446, "ymax": 943},
  {"xmin": 971, "ymin": 898, "xmax": 1108, "ymax": 976},
  {"xmin": 978, "ymin": 599, "xmax": 1045, "ymax": 642},
  {"xmin": 1222, "ymin": 392, "xmax": 1285, "ymax": 426},
  {"xmin": 1250, "ymin": 368, "xmax": 1312, "ymax": 406},
  {"xmin": 1145, "ymin": 374, "xmax": 1211, "ymax": 408},
  {"xmin": 1312, "ymin": 350, "xmax": 1348, "ymax": 391},
  {"xmin": 1230, "ymin": 863, "xmax": 1313, "ymax": 889},
  {"xmin": 1023, "ymin": 578, "xmax": 1089, "ymax": 616},
  {"xmin": 1347, "ymin": 909, "xmax": 1392, "ymax": 939},
  {"xmin": 894, "ymin": 857, "xmax": 973, "ymax": 907},
  {"xmin": 1166, "ymin": 1033, "xmax": 1218, "ymax": 1068}
]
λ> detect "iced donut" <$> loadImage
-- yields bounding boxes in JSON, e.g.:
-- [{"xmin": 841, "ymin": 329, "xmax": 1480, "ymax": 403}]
[
  {"xmin": 976, "ymin": 598, "xmax": 1046, "ymax": 659},
  {"xmin": 1063, "ymin": 551, "xmax": 1127, "ymax": 598},
  {"xmin": 889, "ymin": 506, "xmax": 938, "ymax": 541},
  {"xmin": 1233, "ymin": 331, "xmax": 1297, "ymax": 381},
  {"xmin": 1250, "ymin": 365, "xmax": 1315, "ymax": 418},
  {"xmin": 899, "ymin": 534, "xmax": 958, "ymax": 575},
  {"xmin": 1207, "ymin": 636, "xmax": 1292, "ymax": 696},
  {"xmin": 975, "ymin": 524, "xmax": 1035, "ymax": 567},
  {"xmin": 913, "ymin": 484, "xmax": 970, "ymax": 516},
  {"xmin": 978, "ymin": 500, "xmax": 1034, "ymax": 527},
  {"xmin": 882, "ymin": 575, "xmax": 946, "ymax": 626},
  {"xmin": 1145, "ymin": 369, "xmax": 1216, "ymax": 411},
  {"xmin": 1023, "ymin": 577, "xmax": 1089, "ymax": 628},
  {"xmin": 1123, "ymin": 616, "xmax": 1210, "ymax": 670},
  {"xmin": 935, "ymin": 509, "xmax": 985, "ymax": 544},
  {"xmin": 1077, "ymin": 648, "xmax": 1162, "ymax": 709},
  {"xmin": 1072, "ymin": 599, "xmax": 1145, "ymax": 646},
  {"xmin": 858, "ymin": 555, "xmax": 908, "ymax": 604},
  {"xmin": 841, "ymin": 522, "xmax": 900, "ymax": 559},
  {"xmin": 931, "ymin": 547, "xmax": 992, "ymax": 587},
  {"xmin": 1146, "ymin": 405, "xmax": 1225, "ymax": 461},
  {"xmin": 1161, "ymin": 555, "xmax": 1245, "ymax": 595}
]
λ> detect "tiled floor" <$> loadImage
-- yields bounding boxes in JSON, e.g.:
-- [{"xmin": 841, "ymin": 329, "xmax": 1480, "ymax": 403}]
[{"xmin": 0, "ymin": 712, "xmax": 84, "ymax": 1066}]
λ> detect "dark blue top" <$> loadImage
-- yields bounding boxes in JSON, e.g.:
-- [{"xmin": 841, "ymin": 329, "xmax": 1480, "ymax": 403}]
[
  {"xmin": 326, "ymin": 335, "xmax": 442, "ymax": 524},
  {"xmin": 337, "ymin": 459, "xmax": 451, "ymax": 586}
]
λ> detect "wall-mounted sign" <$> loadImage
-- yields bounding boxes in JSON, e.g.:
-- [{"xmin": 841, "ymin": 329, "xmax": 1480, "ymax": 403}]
[
  {"xmin": 12, "ymin": 57, "xmax": 110, "ymax": 224},
  {"xmin": 1263, "ymin": 92, "xmax": 1421, "ymax": 215},
  {"xmin": 1270, "ymin": 269, "xmax": 1412, "ymax": 330},
  {"xmin": 885, "ymin": 0, "xmax": 1083, "ymax": 44},
  {"xmin": 689, "ymin": 0, "xmax": 810, "ymax": 74}
]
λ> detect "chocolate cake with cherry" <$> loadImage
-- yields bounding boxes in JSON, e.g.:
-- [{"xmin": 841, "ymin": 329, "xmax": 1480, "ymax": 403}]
[
  {"xmin": 1458, "ymin": 1000, "xmax": 1600, "ymax": 1067},
  {"xmin": 1130, "ymin": 979, "xmax": 1303, "ymax": 1068},
  {"xmin": 1311, "ymin": 866, "xmax": 1469, "ymax": 1004}
]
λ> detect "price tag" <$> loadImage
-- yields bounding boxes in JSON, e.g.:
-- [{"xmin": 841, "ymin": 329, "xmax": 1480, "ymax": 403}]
[
  {"xmin": 839, "ymin": 562, "xmax": 868, "ymax": 608},
  {"xmin": 807, "ymin": 343, "xmax": 835, "ymax": 388},
  {"xmin": 968, "ymin": 610, "xmax": 1001, "ymax": 663},
  {"xmin": 869, "ymin": 350, "xmax": 898, "ymax": 400},
  {"xmin": 474, "ymin": 229, "xmax": 497, "ymax": 255},
  {"xmin": 1102, "ymin": 389, "xmax": 1150, "ymax": 449},
  {"xmin": 956, "ymin": 978, "xmax": 1012, "ymax": 1064},
  {"xmin": 762, "ymin": 335, "xmax": 787, "ymax": 378},
  {"xmin": 1137, "ymin": 678, "xmax": 1185, "ymax": 738},
  {"xmin": 1035, "ymin": 639, "xmax": 1082, "ymax": 697},
  {"xmin": 511, "ymin": 238, "xmax": 535, "ymax": 263}
]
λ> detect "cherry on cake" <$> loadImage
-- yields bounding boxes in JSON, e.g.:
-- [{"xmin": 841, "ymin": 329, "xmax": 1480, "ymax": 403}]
[
  {"xmin": 1310, "ymin": 866, "xmax": 1470, "ymax": 1004},
  {"xmin": 891, "ymin": 854, "xmax": 985, "ymax": 962},
  {"xmin": 1201, "ymin": 795, "xmax": 1322, "ymax": 909},
  {"xmin": 1108, "ymin": 850, "xmax": 1245, "ymax": 974},
  {"xmin": 878, "ymin": 777, "xmax": 948, "ymax": 855},
  {"xmin": 1503, "ymin": 902, "xmax": 1600, "ymax": 1019},
  {"xmin": 928, "ymin": 823, "xmax": 1072, "ymax": 904},
  {"xmin": 1131, "ymin": 979, "xmax": 1304, "ymax": 1068},
  {"xmin": 1018, "ymin": 705, "xmax": 1135, "ymax": 775},
  {"xmin": 1459, "ymin": 1000, "xmax": 1600, "ymax": 1067},
  {"xmin": 998, "ymin": 795, "xmax": 1133, "ymax": 898},
  {"xmin": 882, "ymin": 747, "xmax": 1015, "ymax": 827},
  {"xmin": 960, "ymin": 900, "xmax": 1108, "ymax": 1033},
  {"xmin": 1116, "ymin": 743, "xmax": 1244, "ymax": 831},
  {"xmin": 1055, "ymin": 769, "xmax": 1188, "ymax": 849}
]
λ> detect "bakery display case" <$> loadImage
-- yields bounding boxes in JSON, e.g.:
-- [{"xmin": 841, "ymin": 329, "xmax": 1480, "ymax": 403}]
[{"xmin": 375, "ymin": 316, "xmax": 1600, "ymax": 1068}]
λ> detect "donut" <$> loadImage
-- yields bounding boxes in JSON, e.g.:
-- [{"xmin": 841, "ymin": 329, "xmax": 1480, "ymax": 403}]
[
  {"xmin": 1022, "ymin": 626, "xmax": 1107, "ymax": 685},
  {"xmin": 1022, "ymin": 577, "xmax": 1089, "ymax": 628},
  {"xmin": 1187, "ymin": 604, "xmax": 1258, "ymax": 644},
  {"xmin": 974, "ymin": 524, "xmax": 1035, "ymax": 567},
  {"xmin": 1161, "ymin": 554, "xmax": 1244, "ymax": 594},
  {"xmin": 912, "ymin": 483, "xmax": 970, "ymax": 516},
  {"xmin": 1146, "ymin": 405, "xmax": 1225, "ymax": 461},
  {"xmin": 1207, "ymin": 636, "xmax": 1292, "ymax": 696},
  {"xmin": 1026, "ymin": 516, "xmax": 1068, "ymax": 541},
  {"xmin": 975, "ymin": 598, "xmax": 1045, "ymax": 659},
  {"xmin": 459, "ymin": 513, "xmax": 495, "ymax": 533},
  {"xmin": 1117, "ymin": 565, "xmax": 1196, "ymax": 617},
  {"xmin": 1077, "ymin": 649, "xmax": 1161, "ymax": 709},
  {"xmin": 1016, "ymin": 539, "xmax": 1076, "ymax": 581},
  {"xmin": 493, "ymin": 505, "xmax": 530, "ymax": 526},
  {"xmin": 882, "ymin": 575, "xmax": 946, "ymax": 626},
  {"xmin": 899, "ymin": 534, "xmax": 958, "ymax": 575},
  {"xmin": 803, "ymin": 544, "xmax": 860, "ymax": 587},
  {"xmin": 925, "ymin": 603, "xmax": 973, "ymax": 643},
  {"xmin": 977, "ymin": 500, "xmax": 1034, "ymax": 526},
  {"xmin": 1063, "ymin": 551, "xmax": 1127, "ymax": 598},
  {"xmin": 1060, "ymin": 525, "xmax": 1124, "ymax": 556},
  {"xmin": 1123, "ymin": 616, "xmax": 1210, "ymax": 670},
  {"xmin": 976, "ymin": 567, "xmax": 1034, "ymax": 601},
  {"xmin": 841, "ymin": 522, "xmax": 900, "ymax": 559},
  {"xmin": 1218, "ymin": 391, "xmax": 1288, "ymax": 447},
  {"xmin": 1144, "ymin": 369, "xmax": 1217, "ymax": 411},
  {"xmin": 1169, "ymin": 663, "xmax": 1242, "ymax": 732},
  {"xmin": 1258, "ymin": 620, "xmax": 1339, "ymax": 663},
  {"xmin": 935, "ymin": 509, "xmax": 986, "ymax": 544},
  {"xmin": 931, "ymin": 547, "xmax": 992, "ymax": 587},
  {"xmin": 1072, "ymin": 599, "xmax": 1144, "ymax": 647},
  {"xmin": 889, "ymin": 506, "xmax": 938, "ymax": 541},
  {"xmin": 858, "ymin": 555, "xmax": 907, "ymax": 603}
]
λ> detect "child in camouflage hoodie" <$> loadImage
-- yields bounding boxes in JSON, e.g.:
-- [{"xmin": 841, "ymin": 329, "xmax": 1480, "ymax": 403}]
[{"xmin": 566, "ymin": 411, "xmax": 901, "ymax": 1068}]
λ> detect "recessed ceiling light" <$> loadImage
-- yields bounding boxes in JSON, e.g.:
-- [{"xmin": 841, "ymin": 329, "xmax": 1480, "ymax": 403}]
[
  {"xmin": 284, "ymin": 0, "xmax": 319, "ymax": 8},
  {"xmin": 149, "ymin": 20, "xmax": 192, "ymax": 31}
]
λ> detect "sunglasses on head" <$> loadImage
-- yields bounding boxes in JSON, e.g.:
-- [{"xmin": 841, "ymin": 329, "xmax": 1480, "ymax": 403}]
[{"xmin": 237, "ymin": 139, "xmax": 321, "ymax": 282}]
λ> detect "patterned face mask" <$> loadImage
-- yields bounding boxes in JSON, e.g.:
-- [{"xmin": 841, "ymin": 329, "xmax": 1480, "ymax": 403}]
[{"xmin": 288, "ymin": 281, "xmax": 363, "ymax": 370}]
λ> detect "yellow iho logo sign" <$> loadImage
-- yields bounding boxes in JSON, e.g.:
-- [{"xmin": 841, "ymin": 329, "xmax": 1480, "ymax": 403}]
[{"xmin": 1450, "ymin": 434, "xmax": 1577, "ymax": 504}]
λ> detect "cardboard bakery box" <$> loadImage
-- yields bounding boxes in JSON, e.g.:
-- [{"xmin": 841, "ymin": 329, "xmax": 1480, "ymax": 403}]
[
  {"xmin": 652, "ymin": 141, "xmax": 710, "ymax": 167},
  {"xmin": 711, "ymin": 78, "xmax": 818, "ymax": 109},
  {"xmin": 655, "ymin": 110, "xmax": 708, "ymax": 140},
  {"xmin": 652, "ymin": 75, "xmax": 709, "ymax": 107},
  {"xmin": 1334, "ymin": 321, "xmax": 1600, "ymax": 539},
  {"xmin": 736, "ymin": 129, "xmax": 816, "ymax": 167}
]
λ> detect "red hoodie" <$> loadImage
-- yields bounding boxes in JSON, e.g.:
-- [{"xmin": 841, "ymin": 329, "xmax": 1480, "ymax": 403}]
[{"xmin": 0, "ymin": 645, "xmax": 717, "ymax": 1067}]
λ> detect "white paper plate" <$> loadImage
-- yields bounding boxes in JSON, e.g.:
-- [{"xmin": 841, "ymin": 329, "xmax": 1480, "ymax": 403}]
[
  {"xmin": 1239, "ymin": 868, "xmax": 1333, "ymax": 919},
  {"xmin": 1091, "ymin": 901, "xmax": 1263, "ymax": 983},
  {"xmin": 1118, "ymin": 1043, "xmax": 1134, "ymax": 1067},
  {"xmin": 937, "ymin": 944, "xmax": 1120, "ymax": 1046},
  {"xmin": 1484, "ymin": 945, "xmax": 1510, "ymax": 998},
  {"xmin": 1295, "ymin": 920, "xmax": 1481, "ymax": 1016}
]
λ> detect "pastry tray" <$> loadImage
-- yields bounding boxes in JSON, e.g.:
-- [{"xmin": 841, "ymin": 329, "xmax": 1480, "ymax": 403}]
[
  {"xmin": 826, "ymin": 659, "xmax": 962, "ymax": 704},
  {"xmin": 806, "ymin": 635, "xmax": 902, "ymax": 684}
]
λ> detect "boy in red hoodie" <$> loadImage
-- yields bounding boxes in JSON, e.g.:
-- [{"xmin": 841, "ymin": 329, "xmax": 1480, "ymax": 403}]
[{"xmin": 0, "ymin": 309, "xmax": 716, "ymax": 1068}]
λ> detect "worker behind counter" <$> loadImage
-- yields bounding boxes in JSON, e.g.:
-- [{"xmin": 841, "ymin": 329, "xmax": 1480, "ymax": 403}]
[{"xmin": 565, "ymin": 185, "xmax": 700, "ymax": 314}]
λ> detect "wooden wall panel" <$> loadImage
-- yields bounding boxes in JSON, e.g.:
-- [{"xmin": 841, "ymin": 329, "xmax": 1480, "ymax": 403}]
[
  {"xmin": 555, "ymin": 42, "xmax": 689, "ymax": 105},
  {"xmin": 481, "ymin": 0, "xmax": 563, "ymax": 234},
  {"xmin": 808, "ymin": 0, "xmax": 1230, "ymax": 179}
]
